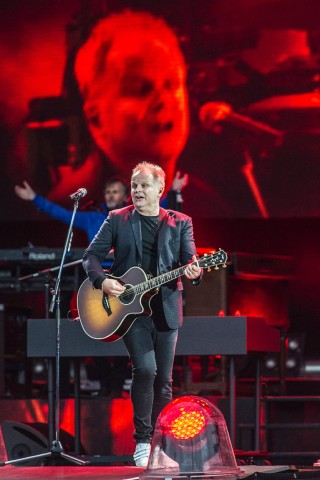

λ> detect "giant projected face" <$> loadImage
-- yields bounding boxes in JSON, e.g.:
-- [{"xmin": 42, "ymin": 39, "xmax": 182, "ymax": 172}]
[{"xmin": 75, "ymin": 12, "xmax": 189, "ymax": 188}]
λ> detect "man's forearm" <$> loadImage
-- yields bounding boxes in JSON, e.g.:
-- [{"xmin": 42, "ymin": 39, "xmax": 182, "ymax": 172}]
[{"xmin": 83, "ymin": 253, "xmax": 108, "ymax": 289}]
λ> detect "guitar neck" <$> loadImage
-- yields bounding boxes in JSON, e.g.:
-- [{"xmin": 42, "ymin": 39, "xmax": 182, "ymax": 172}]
[
  {"xmin": 136, "ymin": 264, "xmax": 189, "ymax": 294},
  {"xmin": 131, "ymin": 250, "xmax": 226, "ymax": 295}
]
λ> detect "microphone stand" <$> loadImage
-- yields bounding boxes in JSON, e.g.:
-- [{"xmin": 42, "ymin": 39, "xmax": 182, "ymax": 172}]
[
  {"xmin": 0, "ymin": 194, "xmax": 88, "ymax": 466},
  {"xmin": 18, "ymin": 258, "xmax": 82, "ymax": 447}
]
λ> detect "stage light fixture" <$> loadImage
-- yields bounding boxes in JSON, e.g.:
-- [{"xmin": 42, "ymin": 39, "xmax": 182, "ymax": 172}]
[
  {"xmin": 263, "ymin": 332, "xmax": 305, "ymax": 378},
  {"xmin": 140, "ymin": 395, "xmax": 241, "ymax": 480},
  {"xmin": 285, "ymin": 332, "xmax": 305, "ymax": 377},
  {"xmin": 265, "ymin": 356, "xmax": 277, "ymax": 371}
]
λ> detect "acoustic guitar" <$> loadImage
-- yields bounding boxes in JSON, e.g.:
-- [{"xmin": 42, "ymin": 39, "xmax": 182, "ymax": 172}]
[{"xmin": 77, "ymin": 249, "xmax": 227, "ymax": 342}]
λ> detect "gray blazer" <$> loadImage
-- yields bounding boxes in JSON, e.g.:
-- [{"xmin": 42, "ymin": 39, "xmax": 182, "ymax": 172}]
[{"xmin": 83, "ymin": 205, "xmax": 200, "ymax": 329}]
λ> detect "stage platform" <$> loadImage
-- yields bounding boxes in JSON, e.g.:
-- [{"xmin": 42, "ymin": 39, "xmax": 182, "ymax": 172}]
[
  {"xmin": 1, "ymin": 464, "xmax": 320, "ymax": 480},
  {"xmin": 0, "ymin": 465, "xmax": 141, "ymax": 480}
]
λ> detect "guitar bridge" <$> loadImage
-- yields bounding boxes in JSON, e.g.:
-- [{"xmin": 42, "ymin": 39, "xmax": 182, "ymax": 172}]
[{"xmin": 102, "ymin": 294, "xmax": 112, "ymax": 316}]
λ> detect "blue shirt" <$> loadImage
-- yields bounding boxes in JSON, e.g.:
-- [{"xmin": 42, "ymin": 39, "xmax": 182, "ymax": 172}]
[{"xmin": 33, "ymin": 194, "xmax": 169, "ymax": 243}]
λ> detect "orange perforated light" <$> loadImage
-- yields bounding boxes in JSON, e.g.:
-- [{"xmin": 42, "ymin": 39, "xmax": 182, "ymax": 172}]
[{"xmin": 168, "ymin": 407, "xmax": 206, "ymax": 440}]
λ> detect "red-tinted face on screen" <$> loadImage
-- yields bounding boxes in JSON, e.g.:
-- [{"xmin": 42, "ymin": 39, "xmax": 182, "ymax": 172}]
[{"xmin": 78, "ymin": 19, "xmax": 189, "ymax": 187}]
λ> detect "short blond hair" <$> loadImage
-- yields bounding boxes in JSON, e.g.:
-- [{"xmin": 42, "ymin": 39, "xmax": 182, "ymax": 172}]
[{"xmin": 132, "ymin": 162, "xmax": 166, "ymax": 189}]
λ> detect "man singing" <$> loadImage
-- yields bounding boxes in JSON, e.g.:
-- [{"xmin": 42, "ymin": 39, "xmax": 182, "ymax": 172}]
[{"xmin": 82, "ymin": 162, "xmax": 202, "ymax": 466}]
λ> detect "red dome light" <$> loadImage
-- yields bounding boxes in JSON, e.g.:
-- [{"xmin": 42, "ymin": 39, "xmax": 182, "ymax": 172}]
[{"xmin": 167, "ymin": 406, "xmax": 206, "ymax": 440}]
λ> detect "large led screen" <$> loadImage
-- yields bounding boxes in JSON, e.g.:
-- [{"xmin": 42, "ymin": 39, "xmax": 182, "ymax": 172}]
[{"xmin": 2, "ymin": 0, "xmax": 320, "ymax": 220}]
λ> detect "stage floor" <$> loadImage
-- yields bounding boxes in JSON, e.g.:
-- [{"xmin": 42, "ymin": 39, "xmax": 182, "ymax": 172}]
[
  {"xmin": 0, "ymin": 464, "xmax": 318, "ymax": 480},
  {"xmin": 0, "ymin": 465, "xmax": 142, "ymax": 480}
]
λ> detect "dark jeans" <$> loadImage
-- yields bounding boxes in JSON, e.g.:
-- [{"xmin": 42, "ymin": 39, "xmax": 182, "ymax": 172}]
[{"xmin": 123, "ymin": 316, "xmax": 178, "ymax": 443}]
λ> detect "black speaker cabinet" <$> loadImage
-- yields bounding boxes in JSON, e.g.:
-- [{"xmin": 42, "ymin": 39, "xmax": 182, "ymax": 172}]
[
  {"xmin": 0, "ymin": 421, "xmax": 48, "ymax": 461},
  {"xmin": 0, "ymin": 421, "xmax": 85, "ymax": 463},
  {"xmin": 183, "ymin": 268, "xmax": 228, "ymax": 316}
]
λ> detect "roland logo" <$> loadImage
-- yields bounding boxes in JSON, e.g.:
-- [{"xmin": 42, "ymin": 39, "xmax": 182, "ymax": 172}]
[{"xmin": 28, "ymin": 252, "xmax": 56, "ymax": 261}]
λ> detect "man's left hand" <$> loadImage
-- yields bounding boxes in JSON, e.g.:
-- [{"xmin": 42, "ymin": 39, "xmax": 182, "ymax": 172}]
[{"xmin": 184, "ymin": 254, "xmax": 202, "ymax": 280}]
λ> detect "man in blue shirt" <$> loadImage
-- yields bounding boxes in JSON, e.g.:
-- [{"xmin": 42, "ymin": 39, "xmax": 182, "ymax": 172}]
[{"xmin": 15, "ymin": 177, "xmax": 129, "ymax": 242}]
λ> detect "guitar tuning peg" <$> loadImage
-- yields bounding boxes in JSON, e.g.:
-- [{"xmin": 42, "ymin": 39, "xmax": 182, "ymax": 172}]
[
  {"xmin": 214, "ymin": 265, "xmax": 219, "ymax": 270},
  {"xmin": 222, "ymin": 263, "xmax": 227, "ymax": 268},
  {"xmin": 204, "ymin": 253, "xmax": 207, "ymax": 257},
  {"xmin": 207, "ymin": 267, "xmax": 211, "ymax": 272}
]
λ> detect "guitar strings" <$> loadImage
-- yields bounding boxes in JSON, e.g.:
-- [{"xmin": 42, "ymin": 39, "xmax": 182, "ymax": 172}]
[
  {"xmin": 108, "ymin": 255, "xmax": 224, "ymax": 301},
  {"xmin": 116, "ymin": 266, "xmax": 185, "ymax": 300}
]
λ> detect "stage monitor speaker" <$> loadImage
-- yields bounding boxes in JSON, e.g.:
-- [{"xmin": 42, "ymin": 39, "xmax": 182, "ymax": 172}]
[
  {"xmin": 183, "ymin": 271, "xmax": 289, "ymax": 329},
  {"xmin": 183, "ymin": 268, "xmax": 227, "ymax": 316},
  {"xmin": 228, "ymin": 252, "xmax": 292, "ymax": 328},
  {"xmin": 0, "ymin": 421, "xmax": 48, "ymax": 462},
  {"xmin": 228, "ymin": 276, "xmax": 290, "ymax": 328}
]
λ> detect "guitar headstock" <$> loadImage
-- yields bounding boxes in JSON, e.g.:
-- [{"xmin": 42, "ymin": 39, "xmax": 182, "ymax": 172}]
[{"xmin": 198, "ymin": 249, "xmax": 228, "ymax": 271}]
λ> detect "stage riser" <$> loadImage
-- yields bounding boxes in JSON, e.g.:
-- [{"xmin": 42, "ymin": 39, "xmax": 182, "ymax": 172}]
[{"xmin": 266, "ymin": 400, "xmax": 320, "ymax": 452}]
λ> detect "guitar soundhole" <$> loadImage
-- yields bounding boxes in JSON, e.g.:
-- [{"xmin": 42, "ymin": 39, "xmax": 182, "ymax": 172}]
[{"xmin": 119, "ymin": 284, "xmax": 134, "ymax": 305}]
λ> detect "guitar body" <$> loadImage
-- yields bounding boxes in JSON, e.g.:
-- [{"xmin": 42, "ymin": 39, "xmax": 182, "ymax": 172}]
[{"xmin": 77, "ymin": 266, "xmax": 157, "ymax": 342}]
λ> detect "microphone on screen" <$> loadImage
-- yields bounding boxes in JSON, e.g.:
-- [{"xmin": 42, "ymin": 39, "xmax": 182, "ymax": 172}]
[{"xmin": 199, "ymin": 101, "xmax": 283, "ymax": 138}]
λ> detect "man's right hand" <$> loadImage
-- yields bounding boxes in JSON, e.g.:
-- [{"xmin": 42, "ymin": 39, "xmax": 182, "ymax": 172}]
[
  {"xmin": 14, "ymin": 180, "xmax": 36, "ymax": 201},
  {"xmin": 101, "ymin": 277, "xmax": 126, "ymax": 296}
]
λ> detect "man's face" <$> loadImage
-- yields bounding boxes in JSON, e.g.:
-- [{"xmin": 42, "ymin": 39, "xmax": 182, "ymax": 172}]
[
  {"xmin": 104, "ymin": 181, "xmax": 127, "ymax": 210},
  {"xmin": 131, "ymin": 169, "xmax": 163, "ymax": 216},
  {"xmin": 84, "ymin": 36, "xmax": 189, "ymax": 186}
]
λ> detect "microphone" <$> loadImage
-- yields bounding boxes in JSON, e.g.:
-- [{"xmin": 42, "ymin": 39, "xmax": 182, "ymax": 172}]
[
  {"xmin": 70, "ymin": 188, "xmax": 87, "ymax": 200},
  {"xmin": 199, "ymin": 102, "xmax": 283, "ymax": 138}
]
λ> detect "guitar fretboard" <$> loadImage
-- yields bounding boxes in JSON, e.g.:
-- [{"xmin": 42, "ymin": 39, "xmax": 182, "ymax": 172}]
[
  {"xmin": 134, "ymin": 265, "xmax": 187, "ymax": 295},
  {"xmin": 118, "ymin": 250, "xmax": 226, "ymax": 301}
]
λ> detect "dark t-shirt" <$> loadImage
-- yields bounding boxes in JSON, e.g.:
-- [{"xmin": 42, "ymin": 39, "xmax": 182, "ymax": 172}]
[
  {"xmin": 139, "ymin": 213, "xmax": 168, "ymax": 330},
  {"xmin": 140, "ymin": 214, "xmax": 159, "ymax": 277}
]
